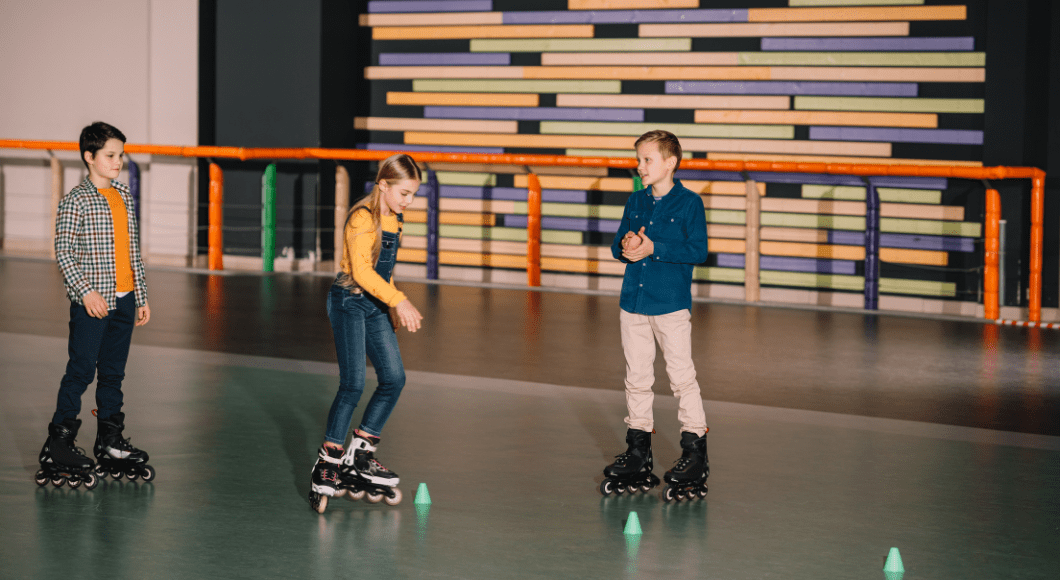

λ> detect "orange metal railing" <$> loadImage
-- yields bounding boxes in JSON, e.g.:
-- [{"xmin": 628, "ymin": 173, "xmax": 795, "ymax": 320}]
[{"xmin": 0, "ymin": 139, "xmax": 1048, "ymax": 322}]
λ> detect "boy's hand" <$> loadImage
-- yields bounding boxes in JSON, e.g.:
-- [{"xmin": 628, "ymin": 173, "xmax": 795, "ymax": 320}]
[
  {"xmin": 622, "ymin": 227, "xmax": 654, "ymax": 262},
  {"xmin": 136, "ymin": 303, "xmax": 151, "ymax": 327},
  {"xmin": 394, "ymin": 299, "xmax": 423, "ymax": 333},
  {"xmin": 621, "ymin": 231, "xmax": 642, "ymax": 252},
  {"xmin": 83, "ymin": 291, "xmax": 108, "ymax": 319}
]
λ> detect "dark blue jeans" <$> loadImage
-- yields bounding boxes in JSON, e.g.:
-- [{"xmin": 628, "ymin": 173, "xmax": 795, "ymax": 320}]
[
  {"xmin": 53, "ymin": 292, "xmax": 136, "ymax": 424},
  {"xmin": 324, "ymin": 284, "xmax": 406, "ymax": 445}
]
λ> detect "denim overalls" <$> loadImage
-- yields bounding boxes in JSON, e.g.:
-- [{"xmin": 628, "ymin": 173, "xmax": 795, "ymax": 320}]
[{"xmin": 323, "ymin": 215, "xmax": 406, "ymax": 445}]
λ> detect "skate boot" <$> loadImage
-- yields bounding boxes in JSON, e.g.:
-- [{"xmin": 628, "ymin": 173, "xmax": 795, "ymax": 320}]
[
  {"xmin": 600, "ymin": 428, "xmax": 660, "ymax": 496},
  {"xmin": 36, "ymin": 418, "xmax": 99, "ymax": 490},
  {"xmin": 93, "ymin": 411, "xmax": 156, "ymax": 482},
  {"xmin": 308, "ymin": 444, "xmax": 344, "ymax": 514},
  {"xmin": 340, "ymin": 434, "xmax": 402, "ymax": 506},
  {"xmin": 662, "ymin": 430, "xmax": 709, "ymax": 502}
]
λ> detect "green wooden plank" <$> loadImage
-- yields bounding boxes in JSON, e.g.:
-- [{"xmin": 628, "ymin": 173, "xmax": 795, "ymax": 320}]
[
  {"xmin": 413, "ymin": 79, "xmax": 621, "ymax": 94},
  {"xmin": 802, "ymin": 185, "xmax": 943, "ymax": 204},
  {"xmin": 542, "ymin": 121, "xmax": 793, "ymax": 140},
  {"xmin": 436, "ymin": 224, "xmax": 583, "ymax": 244},
  {"xmin": 880, "ymin": 278, "xmax": 956, "ymax": 297},
  {"xmin": 881, "ymin": 218, "xmax": 980, "ymax": 237},
  {"xmin": 693, "ymin": 267, "xmax": 745, "ymax": 284},
  {"xmin": 761, "ymin": 271, "xmax": 866, "ymax": 291},
  {"xmin": 761, "ymin": 213, "xmax": 866, "ymax": 230},
  {"xmin": 740, "ymin": 52, "xmax": 984, "ymax": 67},
  {"xmin": 802, "ymin": 185, "xmax": 865, "ymax": 201},
  {"xmin": 471, "ymin": 38, "xmax": 691, "ymax": 53},
  {"xmin": 405, "ymin": 222, "xmax": 427, "ymax": 237},
  {"xmin": 795, "ymin": 96, "xmax": 984, "ymax": 113},
  {"xmin": 705, "ymin": 209, "xmax": 747, "ymax": 225},
  {"xmin": 512, "ymin": 201, "xmax": 625, "ymax": 220},
  {"xmin": 433, "ymin": 171, "xmax": 497, "ymax": 187}
]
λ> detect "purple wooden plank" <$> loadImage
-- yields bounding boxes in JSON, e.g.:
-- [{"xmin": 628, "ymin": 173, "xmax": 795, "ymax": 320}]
[
  {"xmin": 358, "ymin": 143, "xmax": 505, "ymax": 154},
  {"xmin": 761, "ymin": 37, "xmax": 975, "ymax": 52},
  {"xmin": 810, "ymin": 126, "xmax": 984, "ymax": 145},
  {"xmin": 440, "ymin": 186, "xmax": 586, "ymax": 203},
  {"xmin": 504, "ymin": 215, "xmax": 620, "ymax": 233},
  {"xmin": 676, "ymin": 171, "xmax": 946, "ymax": 190},
  {"xmin": 716, "ymin": 253, "xmax": 857, "ymax": 274},
  {"xmin": 503, "ymin": 9, "xmax": 746, "ymax": 24},
  {"xmin": 828, "ymin": 230, "xmax": 865, "ymax": 246},
  {"xmin": 869, "ymin": 176, "xmax": 948, "ymax": 190},
  {"xmin": 881, "ymin": 233, "xmax": 975, "ymax": 252},
  {"xmin": 667, "ymin": 81, "xmax": 918, "ymax": 97},
  {"xmin": 380, "ymin": 53, "xmax": 509, "ymax": 66},
  {"xmin": 676, "ymin": 170, "xmax": 744, "ymax": 181},
  {"xmin": 425, "ymin": 106, "xmax": 644, "ymax": 122},
  {"xmin": 368, "ymin": 1, "xmax": 491, "ymax": 13}
]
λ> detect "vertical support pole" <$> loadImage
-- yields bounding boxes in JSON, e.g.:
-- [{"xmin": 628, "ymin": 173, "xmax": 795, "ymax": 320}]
[
  {"xmin": 983, "ymin": 188, "xmax": 1000, "ymax": 320},
  {"xmin": 633, "ymin": 175, "xmax": 643, "ymax": 192},
  {"xmin": 208, "ymin": 163, "xmax": 224, "ymax": 271},
  {"xmin": 128, "ymin": 157, "xmax": 141, "ymax": 224},
  {"xmin": 426, "ymin": 168, "xmax": 440, "ymax": 280},
  {"xmin": 334, "ymin": 165, "xmax": 349, "ymax": 272},
  {"xmin": 864, "ymin": 181, "xmax": 880, "ymax": 310},
  {"xmin": 527, "ymin": 172, "xmax": 542, "ymax": 287},
  {"xmin": 744, "ymin": 178, "xmax": 760, "ymax": 302},
  {"xmin": 49, "ymin": 153, "xmax": 63, "ymax": 259},
  {"xmin": 261, "ymin": 163, "xmax": 277, "ymax": 272},
  {"xmin": 1028, "ymin": 174, "xmax": 1044, "ymax": 323},
  {"xmin": 998, "ymin": 219, "xmax": 1007, "ymax": 307}
]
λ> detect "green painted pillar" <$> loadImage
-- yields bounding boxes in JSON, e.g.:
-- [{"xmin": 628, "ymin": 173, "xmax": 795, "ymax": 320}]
[{"xmin": 262, "ymin": 164, "xmax": 277, "ymax": 272}]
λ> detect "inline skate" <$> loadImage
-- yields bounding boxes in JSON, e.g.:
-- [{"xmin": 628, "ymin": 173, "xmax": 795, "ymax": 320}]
[
  {"xmin": 93, "ymin": 411, "xmax": 155, "ymax": 482},
  {"xmin": 36, "ymin": 418, "xmax": 99, "ymax": 489},
  {"xmin": 600, "ymin": 428, "xmax": 660, "ymax": 496},
  {"xmin": 338, "ymin": 434, "xmax": 402, "ymax": 506},
  {"xmin": 308, "ymin": 444, "xmax": 345, "ymax": 513},
  {"xmin": 661, "ymin": 430, "xmax": 709, "ymax": 502}
]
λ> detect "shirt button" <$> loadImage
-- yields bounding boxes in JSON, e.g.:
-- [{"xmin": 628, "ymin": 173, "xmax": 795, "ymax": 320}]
[
  {"xmin": 650, "ymin": 221, "xmax": 653, "ymax": 225},
  {"xmin": 639, "ymin": 284, "xmax": 643, "ymax": 287}
]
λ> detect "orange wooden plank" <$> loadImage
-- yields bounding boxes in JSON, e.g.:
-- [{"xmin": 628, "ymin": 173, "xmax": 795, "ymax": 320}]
[
  {"xmin": 512, "ymin": 174, "xmax": 765, "ymax": 195},
  {"xmin": 706, "ymin": 152, "xmax": 983, "ymax": 167},
  {"xmin": 694, "ymin": 110, "xmax": 938, "ymax": 129},
  {"xmin": 880, "ymin": 247, "xmax": 949, "ymax": 266},
  {"xmin": 407, "ymin": 198, "xmax": 518, "ymax": 214},
  {"xmin": 761, "ymin": 241, "xmax": 865, "ymax": 260},
  {"xmin": 640, "ymin": 22, "xmax": 910, "ymax": 38},
  {"xmin": 761, "ymin": 227, "xmax": 832, "ymax": 244},
  {"xmin": 707, "ymin": 224, "xmax": 747, "ymax": 239},
  {"xmin": 406, "ymin": 132, "xmax": 635, "ymax": 150},
  {"xmin": 761, "ymin": 198, "xmax": 866, "ymax": 216},
  {"xmin": 373, "ymin": 24, "xmax": 594, "ymax": 40},
  {"xmin": 542, "ymin": 52, "xmax": 739, "ymax": 66},
  {"xmin": 710, "ymin": 238, "xmax": 746, "ymax": 254},
  {"xmin": 880, "ymin": 203, "xmax": 964, "ymax": 221},
  {"xmin": 748, "ymin": 5, "xmax": 967, "ymax": 22},
  {"xmin": 684, "ymin": 137, "xmax": 891, "ymax": 157},
  {"xmin": 558, "ymin": 94, "xmax": 789, "ymax": 110},
  {"xmin": 355, "ymin": 117, "xmax": 517, "ymax": 134},
  {"xmin": 387, "ymin": 92, "xmax": 538, "ymax": 107},
  {"xmin": 524, "ymin": 66, "xmax": 773, "ymax": 80},
  {"xmin": 404, "ymin": 210, "xmax": 497, "ymax": 227}
]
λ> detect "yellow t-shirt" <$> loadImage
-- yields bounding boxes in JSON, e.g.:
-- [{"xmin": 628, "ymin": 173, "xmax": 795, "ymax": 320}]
[
  {"xmin": 98, "ymin": 188, "xmax": 135, "ymax": 293},
  {"xmin": 339, "ymin": 210, "xmax": 406, "ymax": 307}
]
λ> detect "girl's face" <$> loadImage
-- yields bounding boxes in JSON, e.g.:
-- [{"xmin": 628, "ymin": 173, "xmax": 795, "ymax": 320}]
[{"xmin": 380, "ymin": 177, "xmax": 420, "ymax": 216}]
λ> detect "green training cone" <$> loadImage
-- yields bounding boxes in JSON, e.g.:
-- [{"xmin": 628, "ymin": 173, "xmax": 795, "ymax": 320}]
[
  {"xmin": 414, "ymin": 483, "xmax": 432, "ymax": 505},
  {"xmin": 623, "ymin": 511, "xmax": 642, "ymax": 536},
  {"xmin": 884, "ymin": 547, "xmax": 905, "ymax": 574}
]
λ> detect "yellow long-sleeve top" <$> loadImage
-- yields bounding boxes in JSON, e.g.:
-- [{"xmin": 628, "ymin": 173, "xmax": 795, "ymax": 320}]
[{"xmin": 339, "ymin": 210, "xmax": 407, "ymax": 307}]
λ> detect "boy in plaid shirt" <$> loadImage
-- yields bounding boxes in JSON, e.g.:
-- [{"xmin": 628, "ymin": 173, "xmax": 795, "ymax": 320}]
[{"xmin": 37, "ymin": 122, "xmax": 154, "ymax": 488}]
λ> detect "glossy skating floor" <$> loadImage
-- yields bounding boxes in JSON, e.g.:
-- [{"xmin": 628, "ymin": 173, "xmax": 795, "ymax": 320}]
[{"xmin": 0, "ymin": 257, "xmax": 1057, "ymax": 580}]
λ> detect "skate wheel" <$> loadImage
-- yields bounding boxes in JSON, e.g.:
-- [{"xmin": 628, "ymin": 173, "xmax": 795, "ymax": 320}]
[
  {"xmin": 141, "ymin": 465, "xmax": 156, "ymax": 482},
  {"xmin": 348, "ymin": 489, "xmax": 366, "ymax": 501},
  {"xmin": 94, "ymin": 465, "xmax": 106, "ymax": 477},
  {"xmin": 384, "ymin": 488, "xmax": 402, "ymax": 506},
  {"xmin": 126, "ymin": 471, "xmax": 139, "ymax": 482},
  {"xmin": 675, "ymin": 489, "xmax": 686, "ymax": 500},
  {"xmin": 599, "ymin": 479, "xmax": 615, "ymax": 496},
  {"xmin": 661, "ymin": 486, "xmax": 676, "ymax": 503},
  {"xmin": 51, "ymin": 476, "xmax": 66, "ymax": 488},
  {"xmin": 334, "ymin": 488, "xmax": 347, "ymax": 498},
  {"xmin": 366, "ymin": 492, "xmax": 384, "ymax": 504},
  {"xmin": 68, "ymin": 477, "xmax": 82, "ymax": 489},
  {"xmin": 111, "ymin": 469, "xmax": 123, "ymax": 480},
  {"xmin": 640, "ymin": 484, "xmax": 653, "ymax": 493},
  {"xmin": 84, "ymin": 473, "xmax": 99, "ymax": 490},
  {"xmin": 698, "ymin": 488, "xmax": 708, "ymax": 499},
  {"xmin": 35, "ymin": 470, "xmax": 48, "ymax": 487},
  {"xmin": 614, "ymin": 483, "xmax": 626, "ymax": 496},
  {"xmin": 310, "ymin": 492, "xmax": 328, "ymax": 514}
]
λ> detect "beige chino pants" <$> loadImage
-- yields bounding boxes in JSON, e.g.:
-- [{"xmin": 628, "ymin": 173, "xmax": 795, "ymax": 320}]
[{"xmin": 620, "ymin": 308, "xmax": 708, "ymax": 436}]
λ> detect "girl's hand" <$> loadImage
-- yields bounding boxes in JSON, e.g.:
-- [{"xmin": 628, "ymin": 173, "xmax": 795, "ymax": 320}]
[{"xmin": 394, "ymin": 299, "xmax": 423, "ymax": 333}]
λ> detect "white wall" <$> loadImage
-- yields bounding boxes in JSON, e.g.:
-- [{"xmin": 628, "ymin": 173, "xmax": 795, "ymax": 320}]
[{"xmin": 0, "ymin": 0, "xmax": 198, "ymax": 264}]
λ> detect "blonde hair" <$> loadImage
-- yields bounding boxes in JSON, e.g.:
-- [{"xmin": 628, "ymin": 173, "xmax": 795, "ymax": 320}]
[
  {"xmin": 634, "ymin": 130, "xmax": 683, "ymax": 170},
  {"xmin": 340, "ymin": 153, "xmax": 421, "ymax": 287}
]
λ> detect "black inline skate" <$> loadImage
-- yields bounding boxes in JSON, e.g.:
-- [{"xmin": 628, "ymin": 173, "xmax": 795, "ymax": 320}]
[
  {"xmin": 93, "ymin": 411, "xmax": 156, "ymax": 482},
  {"xmin": 600, "ymin": 428, "xmax": 660, "ymax": 496},
  {"xmin": 36, "ymin": 418, "xmax": 99, "ymax": 489},
  {"xmin": 338, "ymin": 434, "xmax": 402, "ymax": 506},
  {"xmin": 308, "ymin": 444, "xmax": 344, "ymax": 514},
  {"xmin": 661, "ymin": 430, "xmax": 709, "ymax": 502}
]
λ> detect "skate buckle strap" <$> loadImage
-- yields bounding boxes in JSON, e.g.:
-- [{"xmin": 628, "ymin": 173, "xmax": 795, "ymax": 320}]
[{"xmin": 318, "ymin": 447, "xmax": 344, "ymax": 464}]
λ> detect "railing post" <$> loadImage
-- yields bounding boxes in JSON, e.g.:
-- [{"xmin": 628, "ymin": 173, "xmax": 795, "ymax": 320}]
[
  {"xmin": 864, "ymin": 181, "xmax": 880, "ymax": 310},
  {"xmin": 744, "ymin": 177, "xmax": 760, "ymax": 302},
  {"xmin": 1028, "ymin": 174, "xmax": 1044, "ymax": 322},
  {"xmin": 983, "ymin": 188, "xmax": 1000, "ymax": 320},
  {"xmin": 208, "ymin": 163, "xmax": 224, "ymax": 271},
  {"xmin": 334, "ymin": 165, "xmax": 349, "ymax": 272},
  {"xmin": 426, "ymin": 168, "xmax": 440, "ymax": 280},
  {"xmin": 527, "ymin": 172, "xmax": 542, "ymax": 287},
  {"xmin": 49, "ymin": 153, "xmax": 63, "ymax": 259},
  {"xmin": 128, "ymin": 157, "xmax": 141, "ymax": 224},
  {"xmin": 261, "ymin": 163, "xmax": 277, "ymax": 272}
]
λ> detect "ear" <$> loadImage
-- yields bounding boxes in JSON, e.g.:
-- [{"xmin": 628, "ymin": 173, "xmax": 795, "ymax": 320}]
[
  {"xmin": 666, "ymin": 155, "xmax": 678, "ymax": 172},
  {"xmin": 83, "ymin": 150, "xmax": 94, "ymax": 166}
]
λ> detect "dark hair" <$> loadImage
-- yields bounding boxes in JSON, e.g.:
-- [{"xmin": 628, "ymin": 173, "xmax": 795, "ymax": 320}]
[
  {"xmin": 634, "ymin": 130, "xmax": 683, "ymax": 170},
  {"xmin": 79, "ymin": 122, "xmax": 127, "ymax": 169}
]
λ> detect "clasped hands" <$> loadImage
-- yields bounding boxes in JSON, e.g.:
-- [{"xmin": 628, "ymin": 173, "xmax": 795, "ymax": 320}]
[{"xmin": 621, "ymin": 227, "xmax": 654, "ymax": 262}]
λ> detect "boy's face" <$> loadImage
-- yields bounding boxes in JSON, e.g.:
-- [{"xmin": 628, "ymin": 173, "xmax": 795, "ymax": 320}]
[
  {"xmin": 84, "ymin": 138, "xmax": 125, "ymax": 182},
  {"xmin": 380, "ymin": 177, "xmax": 420, "ymax": 216},
  {"xmin": 636, "ymin": 140, "xmax": 677, "ymax": 190}
]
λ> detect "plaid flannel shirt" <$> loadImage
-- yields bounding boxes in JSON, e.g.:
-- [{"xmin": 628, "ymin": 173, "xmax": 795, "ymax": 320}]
[{"xmin": 55, "ymin": 177, "xmax": 148, "ymax": 309}]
